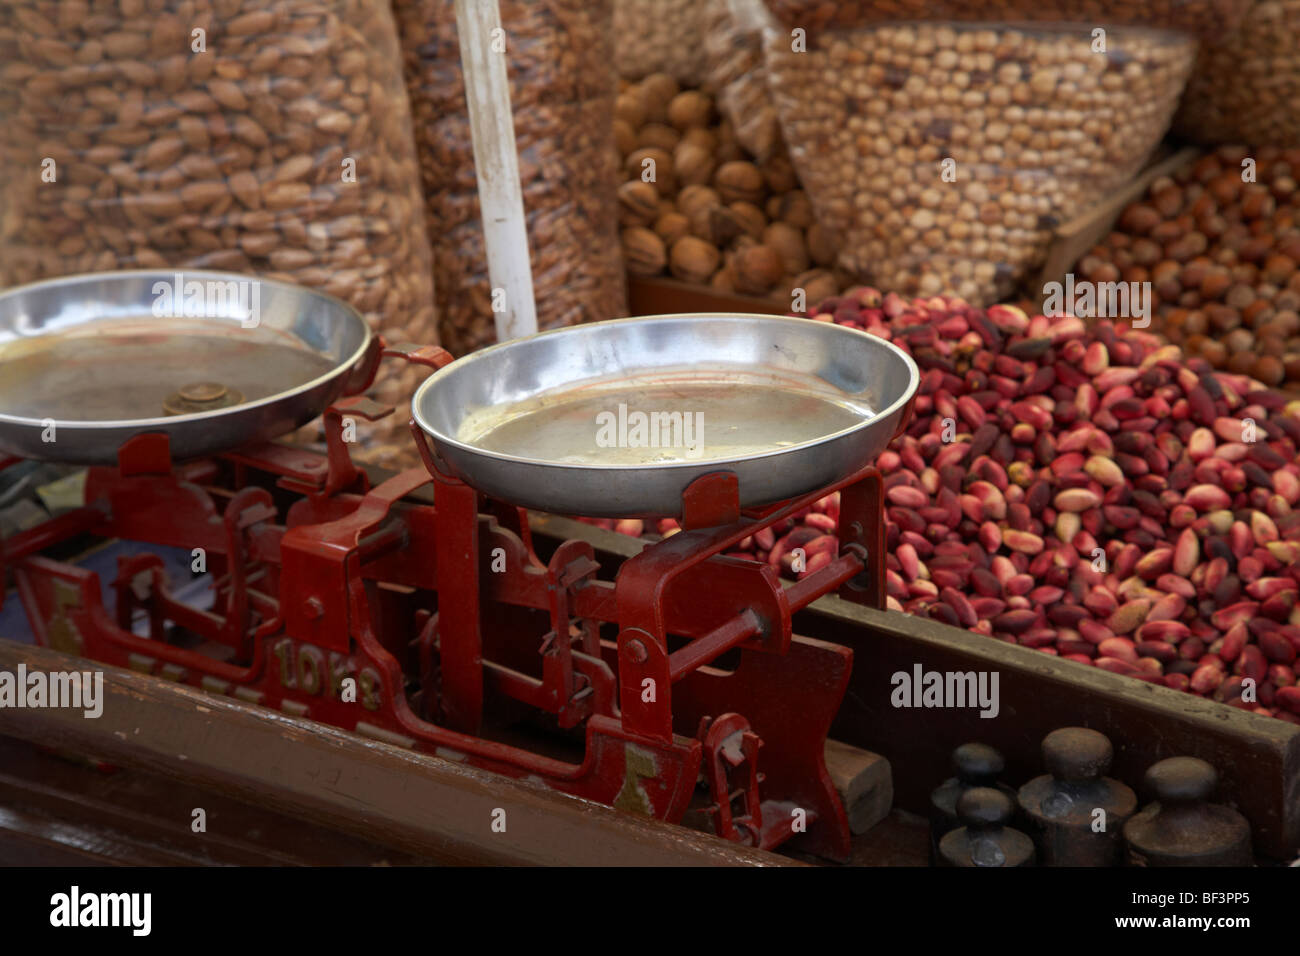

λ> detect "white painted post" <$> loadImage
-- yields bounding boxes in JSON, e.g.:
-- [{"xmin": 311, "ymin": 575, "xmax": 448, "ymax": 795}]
[{"xmin": 453, "ymin": 0, "xmax": 538, "ymax": 341}]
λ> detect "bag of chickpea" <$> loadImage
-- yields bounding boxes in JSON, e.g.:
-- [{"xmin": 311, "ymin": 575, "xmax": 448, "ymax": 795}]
[
  {"xmin": 1174, "ymin": 0, "xmax": 1300, "ymax": 147},
  {"xmin": 764, "ymin": 22, "xmax": 1195, "ymax": 305},
  {"xmin": 760, "ymin": 0, "xmax": 1248, "ymax": 36},
  {"xmin": 0, "ymin": 0, "xmax": 438, "ymax": 464},
  {"xmin": 392, "ymin": 0, "xmax": 626, "ymax": 357}
]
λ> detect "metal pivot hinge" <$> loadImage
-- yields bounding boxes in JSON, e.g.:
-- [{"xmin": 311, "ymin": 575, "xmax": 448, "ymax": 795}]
[{"xmin": 700, "ymin": 712, "xmax": 765, "ymax": 846}]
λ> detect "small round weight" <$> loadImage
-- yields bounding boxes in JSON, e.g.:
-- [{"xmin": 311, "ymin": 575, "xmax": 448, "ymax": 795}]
[
  {"xmin": 1018, "ymin": 727, "xmax": 1135, "ymax": 866},
  {"xmin": 953, "ymin": 742, "xmax": 1005, "ymax": 782},
  {"xmin": 1123, "ymin": 757, "xmax": 1252, "ymax": 867},
  {"xmin": 930, "ymin": 742, "xmax": 1017, "ymax": 859},
  {"xmin": 1145, "ymin": 756, "xmax": 1216, "ymax": 803},
  {"xmin": 1041, "ymin": 727, "xmax": 1112, "ymax": 783},
  {"xmin": 959, "ymin": 786, "xmax": 1014, "ymax": 827},
  {"xmin": 938, "ymin": 787, "xmax": 1035, "ymax": 868}
]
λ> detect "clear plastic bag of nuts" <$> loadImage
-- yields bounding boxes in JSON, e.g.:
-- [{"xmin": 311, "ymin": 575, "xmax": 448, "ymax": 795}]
[
  {"xmin": 764, "ymin": 22, "xmax": 1196, "ymax": 305},
  {"xmin": 1174, "ymin": 0, "xmax": 1300, "ymax": 147},
  {"xmin": 393, "ymin": 0, "xmax": 627, "ymax": 358},
  {"xmin": 759, "ymin": 0, "xmax": 1249, "ymax": 37},
  {"xmin": 612, "ymin": 0, "xmax": 706, "ymax": 85},
  {"xmin": 702, "ymin": 0, "xmax": 782, "ymax": 163},
  {"xmin": 0, "ymin": 0, "xmax": 438, "ymax": 462}
]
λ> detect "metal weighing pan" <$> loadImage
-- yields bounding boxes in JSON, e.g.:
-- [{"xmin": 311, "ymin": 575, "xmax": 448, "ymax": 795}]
[
  {"xmin": 413, "ymin": 314, "xmax": 919, "ymax": 517},
  {"xmin": 0, "ymin": 271, "xmax": 372, "ymax": 464}
]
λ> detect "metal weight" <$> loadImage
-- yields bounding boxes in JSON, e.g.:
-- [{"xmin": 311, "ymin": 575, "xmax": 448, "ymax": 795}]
[
  {"xmin": 930, "ymin": 742, "xmax": 1017, "ymax": 858},
  {"xmin": 1018, "ymin": 727, "xmax": 1137, "ymax": 866},
  {"xmin": 937, "ymin": 788, "xmax": 1036, "ymax": 868},
  {"xmin": 1123, "ymin": 757, "xmax": 1253, "ymax": 867}
]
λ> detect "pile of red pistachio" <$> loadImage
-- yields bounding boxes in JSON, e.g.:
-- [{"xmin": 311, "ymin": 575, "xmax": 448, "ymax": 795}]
[{"xmin": 587, "ymin": 289, "xmax": 1300, "ymax": 723}]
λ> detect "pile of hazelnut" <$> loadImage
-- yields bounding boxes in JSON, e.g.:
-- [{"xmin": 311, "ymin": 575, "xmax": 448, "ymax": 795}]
[
  {"xmin": 1174, "ymin": 0, "xmax": 1300, "ymax": 148},
  {"xmin": 614, "ymin": 72, "xmax": 850, "ymax": 308},
  {"xmin": 1078, "ymin": 146, "xmax": 1300, "ymax": 389}
]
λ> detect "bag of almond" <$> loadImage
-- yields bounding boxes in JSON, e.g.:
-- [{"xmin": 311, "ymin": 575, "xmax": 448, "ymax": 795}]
[
  {"xmin": 0, "ymin": 0, "xmax": 437, "ymax": 466},
  {"xmin": 392, "ymin": 0, "xmax": 626, "ymax": 357}
]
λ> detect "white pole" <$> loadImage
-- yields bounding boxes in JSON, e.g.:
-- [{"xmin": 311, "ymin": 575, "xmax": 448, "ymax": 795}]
[{"xmin": 453, "ymin": 0, "xmax": 539, "ymax": 341}]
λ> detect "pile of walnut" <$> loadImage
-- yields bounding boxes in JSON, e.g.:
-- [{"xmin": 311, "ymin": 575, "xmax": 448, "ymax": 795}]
[{"xmin": 614, "ymin": 72, "xmax": 849, "ymax": 307}]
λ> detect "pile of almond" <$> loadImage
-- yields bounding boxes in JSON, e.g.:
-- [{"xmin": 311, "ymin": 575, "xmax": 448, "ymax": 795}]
[
  {"xmin": 393, "ymin": 0, "xmax": 625, "ymax": 357},
  {"xmin": 0, "ymin": 0, "xmax": 437, "ymax": 430}
]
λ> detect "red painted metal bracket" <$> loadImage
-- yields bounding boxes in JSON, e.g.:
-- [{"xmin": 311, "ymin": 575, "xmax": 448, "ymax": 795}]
[{"xmin": 380, "ymin": 342, "xmax": 454, "ymax": 370}]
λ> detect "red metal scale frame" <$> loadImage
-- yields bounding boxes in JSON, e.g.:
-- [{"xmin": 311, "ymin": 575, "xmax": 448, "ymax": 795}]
[{"xmin": 1, "ymin": 347, "xmax": 887, "ymax": 859}]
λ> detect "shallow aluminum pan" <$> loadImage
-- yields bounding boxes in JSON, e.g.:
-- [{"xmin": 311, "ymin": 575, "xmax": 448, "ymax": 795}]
[
  {"xmin": 413, "ymin": 313, "xmax": 919, "ymax": 517},
  {"xmin": 0, "ymin": 270, "xmax": 372, "ymax": 464}
]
